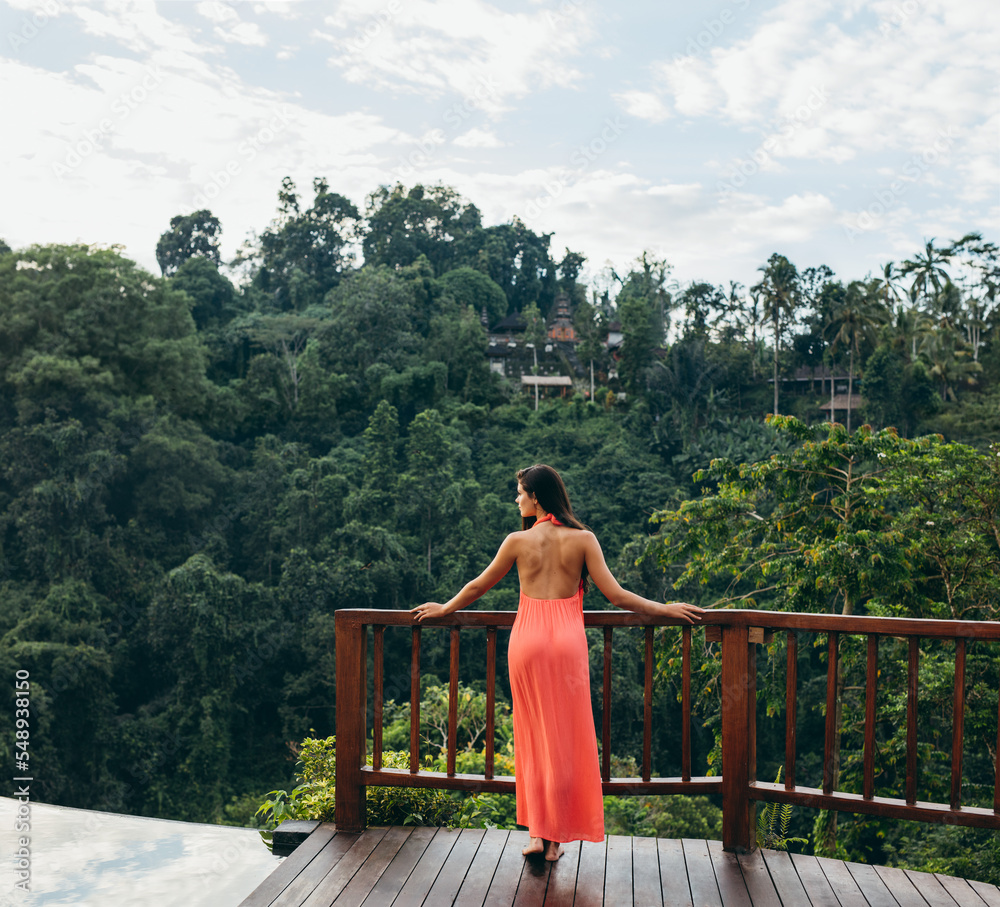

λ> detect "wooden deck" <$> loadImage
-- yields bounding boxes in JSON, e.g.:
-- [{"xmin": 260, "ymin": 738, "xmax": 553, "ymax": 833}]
[{"xmin": 240, "ymin": 823, "xmax": 1000, "ymax": 907}]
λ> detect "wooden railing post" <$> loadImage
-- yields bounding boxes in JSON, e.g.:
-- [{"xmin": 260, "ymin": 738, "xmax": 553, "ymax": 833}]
[
  {"xmin": 721, "ymin": 624, "xmax": 756, "ymax": 852},
  {"xmin": 334, "ymin": 613, "xmax": 367, "ymax": 833}
]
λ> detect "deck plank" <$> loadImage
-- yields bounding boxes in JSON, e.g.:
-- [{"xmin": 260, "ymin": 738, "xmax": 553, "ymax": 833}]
[
  {"xmin": 706, "ymin": 841, "xmax": 750, "ymax": 907},
  {"xmin": 332, "ymin": 825, "xmax": 413, "ymax": 907},
  {"xmin": 846, "ymin": 862, "xmax": 899, "ymax": 907},
  {"xmin": 574, "ymin": 838, "xmax": 608, "ymax": 907},
  {"xmin": 454, "ymin": 828, "xmax": 510, "ymax": 906},
  {"xmin": 246, "ymin": 824, "xmax": 998, "ymax": 907},
  {"xmin": 968, "ymin": 880, "xmax": 1000, "ymax": 907},
  {"xmin": 760, "ymin": 850, "xmax": 810, "ymax": 907},
  {"xmin": 238, "ymin": 823, "xmax": 340, "ymax": 907},
  {"xmin": 815, "ymin": 856, "xmax": 869, "ymax": 907},
  {"xmin": 657, "ymin": 839, "xmax": 691, "ymax": 907},
  {"xmin": 509, "ymin": 834, "xmax": 551, "ymax": 907},
  {"xmin": 299, "ymin": 826, "xmax": 390, "ymax": 907},
  {"xmin": 484, "ymin": 830, "xmax": 532, "ymax": 907},
  {"xmin": 263, "ymin": 829, "xmax": 361, "ymax": 907},
  {"xmin": 788, "ymin": 853, "xmax": 841, "ymax": 907},
  {"xmin": 359, "ymin": 824, "xmax": 437, "ymax": 907},
  {"xmin": 631, "ymin": 836, "xmax": 663, "ymax": 907},
  {"xmin": 874, "ymin": 864, "xmax": 931, "ymax": 907},
  {"xmin": 903, "ymin": 869, "xmax": 963, "ymax": 907},
  {"xmin": 390, "ymin": 827, "xmax": 462, "ymax": 907},
  {"xmin": 604, "ymin": 835, "xmax": 634, "ymax": 907},
  {"xmin": 537, "ymin": 840, "xmax": 578, "ymax": 907},
  {"xmin": 423, "ymin": 827, "xmax": 488, "ymax": 906},
  {"xmin": 683, "ymin": 839, "xmax": 722, "ymax": 907},
  {"xmin": 935, "ymin": 875, "xmax": 988, "ymax": 907},
  {"xmin": 735, "ymin": 849, "xmax": 781, "ymax": 907}
]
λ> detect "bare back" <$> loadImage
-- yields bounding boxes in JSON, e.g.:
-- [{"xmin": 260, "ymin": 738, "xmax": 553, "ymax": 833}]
[{"xmin": 513, "ymin": 521, "xmax": 591, "ymax": 599}]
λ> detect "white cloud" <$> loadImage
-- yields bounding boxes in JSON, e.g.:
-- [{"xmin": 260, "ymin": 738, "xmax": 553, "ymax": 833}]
[
  {"xmin": 312, "ymin": 0, "xmax": 597, "ymax": 113},
  {"xmin": 636, "ymin": 0, "xmax": 997, "ymax": 167},
  {"xmin": 613, "ymin": 90, "xmax": 670, "ymax": 123},
  {"xmin": 196, "ymin": 1, "xmax": 268, "ymax": 46},
  {"xmin": 66, "ymin": 2, "xmax": 207, "ymax": 56},
  {"xmin": 453, "ymin": 128, "xmax": 503, "ymax": 148},
  {"xmin": 196, "ymin": 2, "xmax": 237, "ymax": 25},
  {"xmin": 251, "ymin": 1, "xmax": 302, "ymax": 17}
]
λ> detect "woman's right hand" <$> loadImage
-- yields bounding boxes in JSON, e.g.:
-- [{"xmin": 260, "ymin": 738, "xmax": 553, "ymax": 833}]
[{"xmin": 411, "ymin": 602, "xmax": 448, "ymax": 622}]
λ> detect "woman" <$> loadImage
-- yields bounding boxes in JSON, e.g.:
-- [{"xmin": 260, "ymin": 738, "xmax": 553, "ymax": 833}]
[{"xmin": 411, "ymin": 464, "xmax": 703, "ymax": 861}]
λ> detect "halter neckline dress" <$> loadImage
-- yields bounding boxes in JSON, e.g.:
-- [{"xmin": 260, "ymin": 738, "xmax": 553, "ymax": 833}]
[{"xmin": 507, "ymin": 513, "xmax": 605, "ymax": 843}]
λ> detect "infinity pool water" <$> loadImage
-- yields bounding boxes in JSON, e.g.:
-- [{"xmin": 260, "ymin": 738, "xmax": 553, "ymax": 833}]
[{"xmin": 0, "ymin": 796, "xmax": 283, "ymax": 906}]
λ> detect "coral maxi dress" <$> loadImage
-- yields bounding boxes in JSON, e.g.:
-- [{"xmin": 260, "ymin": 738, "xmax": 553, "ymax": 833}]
[{"xmin": 507, "ymin": 514, "xmax": 605, "ymax": 843}]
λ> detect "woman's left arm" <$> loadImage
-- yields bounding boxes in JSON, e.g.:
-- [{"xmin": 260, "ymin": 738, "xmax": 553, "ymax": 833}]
[
  {"xmin": 411, "ymin": 533, "xmax": 520, "ymax": 622},
  {"xmin": 583, "ymin": 532, "xmax": 704, "ymax": 623}
]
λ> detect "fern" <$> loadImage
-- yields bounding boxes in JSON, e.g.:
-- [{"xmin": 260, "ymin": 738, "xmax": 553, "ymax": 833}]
[{"xmin": 756, "ymin": 767, "xmax": 809, "ymax": 851}]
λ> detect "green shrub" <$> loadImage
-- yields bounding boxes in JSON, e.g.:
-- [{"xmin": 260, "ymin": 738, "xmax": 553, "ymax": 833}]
[{"xmin": 255, "ymin": 735, "xmax": 514, "ymax": 830}]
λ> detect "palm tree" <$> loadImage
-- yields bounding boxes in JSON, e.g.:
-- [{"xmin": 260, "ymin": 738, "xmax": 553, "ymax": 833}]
[
  {"xmin": 918, "ymin": 331, "xmax": 982, "ymax": 401},
  {"xmin": 899, "ymin": 239, "xmax": 952, "ymax": 304},
  {"xmin": 752, "ymin": 253, "xmax": 800, "ymax": 416},
  {"xmin": 824, "ymin": 280, "xmax": 888, "ymax": 431}
]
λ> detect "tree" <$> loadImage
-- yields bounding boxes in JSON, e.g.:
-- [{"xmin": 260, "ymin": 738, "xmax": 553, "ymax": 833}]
[
  {"xmin": 678, "ymin": 282, "xmax": 727, "ymax": 341},
  {"xmin": 557, "ymin": 249, "xmax": 588, "ymax": 307},
  {"xmin": 824, "ymin": 279, "xmax": 887, "ymax": 431},
  {"xmin": 318, "ymin": 266, "xmax": 420, "ymax": 375},
  {"xmin": 439, "ymin": 266, "xmax": 507, "ymax": 328},
  {"xmin": 751, "ymin": 253, "xmax": 800, "ymax": 416},
  {"xmin": 0, "ymin": 244, "xmax": 209, "ymax": 425},
  {"xmin": 947, "ymin": 233, "xmax": 999, "ymax": 363},
  {"xmin": 470, "ymin": 219, "xmax": 557, "ymax": 316},
  {"xmin": 918, "ymin": 330, "xmax": 982, "ymax": 401},
  {"xmin": 645, "ymin": 417, "xmax": 921, "ymax": 852},
  {"xmin": 573, "ymin": 295, "xmax": 606, "ymax": 401},
  {"xmin": 614, "ymin": 253, "xmax": 671, "ymax": 400},
  {"xmin": 155, "ymin": 210, "xmax": 222, "ymax": 276},
  {"xmin": 171, "ymin": 255, "xmax": 240, "ymax": 330},
  {"xmin": 899, "ymin": 238, "xmax": 952, "ymax": 304},
  {"xmin": 364, "ymin": 183, "xmax": 482, "ymax": 275},
  {"xmin": 522, "ymin": 301, "xmax": 547, "ymax": 410},
  {"xmin": 239, "ymin": 177, "xmax": 359, "ymax": 311}
]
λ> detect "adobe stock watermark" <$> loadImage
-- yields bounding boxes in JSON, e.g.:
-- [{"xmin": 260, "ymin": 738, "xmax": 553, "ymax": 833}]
[
  {"xmin": 878, "ymin": 0, "xmax": 924, "ymax": 38},
  {"xmin": 523, "ymin": 116, "xmax": 627, "ymax": 221},
  {"xmin": 843, "ymin": 126, "xmax": 959, "ymax": 241},
  {"xmin": 716, "ymin": 85, "xmax": 828, "ymax": 196},
  {"xmin": 7, "ymin": 0, "xmax": 61, "ymax": 52},
  {"xmin": 543, "ymin": 0, "xmax": 586, "ymax": 28},
  {"xmin": 342, "ymin": 0, "xmax": 400, "ymax": 52},
  {"xmin": 392, "ymin": 75, "xmax": 499, "ymax": 181},
  {"xmin": 184, "ymin": 106, "xmax": 296, "ymax": 212},
  {"xmin": 673, "ymin": 0, "xmax": 751, "ymax": 63},
  {"xmin": 51, "ymin": 64, "xmax": 167, "ymax": 178}
]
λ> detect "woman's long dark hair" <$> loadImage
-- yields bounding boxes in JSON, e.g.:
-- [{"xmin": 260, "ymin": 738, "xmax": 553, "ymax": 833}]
[{"xmin": 516, "ymin": 464, "xmax": 591, "ymax": 591}]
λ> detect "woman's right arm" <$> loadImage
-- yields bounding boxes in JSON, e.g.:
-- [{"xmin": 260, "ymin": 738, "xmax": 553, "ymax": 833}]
[
  {"xmin": 583, "ymin": 532, "xmax": 703, "ymax": 623},
  {"xmin": 411, "ymin": 533, "xmax": 520, "ymax": 622}
]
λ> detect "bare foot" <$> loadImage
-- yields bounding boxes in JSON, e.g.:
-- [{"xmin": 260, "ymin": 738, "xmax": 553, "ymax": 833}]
[
  {"xmin": 544, "ymin": 840, "xmax": 565, "ymax": 862},
  {"xmin": 522, "ymin": 836, "xmax": 544, "ymax": 856}
]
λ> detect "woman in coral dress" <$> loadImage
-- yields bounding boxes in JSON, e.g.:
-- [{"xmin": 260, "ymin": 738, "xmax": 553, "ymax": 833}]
[{"xmin": 412, "ymin": 464, "xmax": 702, "ymax": 861}]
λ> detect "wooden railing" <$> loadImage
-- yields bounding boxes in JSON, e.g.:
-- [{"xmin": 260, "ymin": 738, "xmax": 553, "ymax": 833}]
[{"xmin": 334, "ymin": 608, "xmax": 1000, "ymax": 851}]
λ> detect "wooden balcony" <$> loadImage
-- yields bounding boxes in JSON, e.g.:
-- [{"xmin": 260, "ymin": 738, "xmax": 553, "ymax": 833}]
[
  {"xmin": 240, "ymin": 822, "xmax": 1000, "ymax": 906},
  {"xmin": 242, "ymin": 606, "xmax": 1000, "ymax": 905},
  {"xmin": 334, "ymin": 608, "xmax": 1000, "ymax": 848}
]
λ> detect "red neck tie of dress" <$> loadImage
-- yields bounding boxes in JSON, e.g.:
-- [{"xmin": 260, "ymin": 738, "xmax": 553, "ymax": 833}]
[{"xmin": 534, "ymin": 513, "xmax": 562, "ymax": 526}]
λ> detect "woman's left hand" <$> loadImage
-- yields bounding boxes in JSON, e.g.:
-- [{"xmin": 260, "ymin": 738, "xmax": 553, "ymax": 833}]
[
  {"xmin": 411, "ymin": 602, "xmax": 448, "ymax": 622},
  {"xmin": 658, "ymin": 601, "xmax": 705, "ymax": 623}
]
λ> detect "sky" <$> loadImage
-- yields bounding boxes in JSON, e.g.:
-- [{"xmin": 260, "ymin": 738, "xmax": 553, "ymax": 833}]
[{"xmin": 1, "ymin": 0, "xmax": 997, "ymax": 294}]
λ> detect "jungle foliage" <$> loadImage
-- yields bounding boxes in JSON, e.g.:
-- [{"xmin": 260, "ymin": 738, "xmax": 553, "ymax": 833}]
[{"xmin": 0, "ymin": 179, "xmax": 997, "ymax": 881}]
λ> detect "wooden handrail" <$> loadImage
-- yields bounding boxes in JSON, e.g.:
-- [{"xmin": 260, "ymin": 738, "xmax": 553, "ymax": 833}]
[{"xmin": 334, "ymin": 608, "xmax": 1000, "ymax": 851}]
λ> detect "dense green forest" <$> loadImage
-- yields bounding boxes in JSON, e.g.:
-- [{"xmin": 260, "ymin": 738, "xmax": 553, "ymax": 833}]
[{"xmin": 1, "ymin": 179, "xmax": 997, "ymax": 879}]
